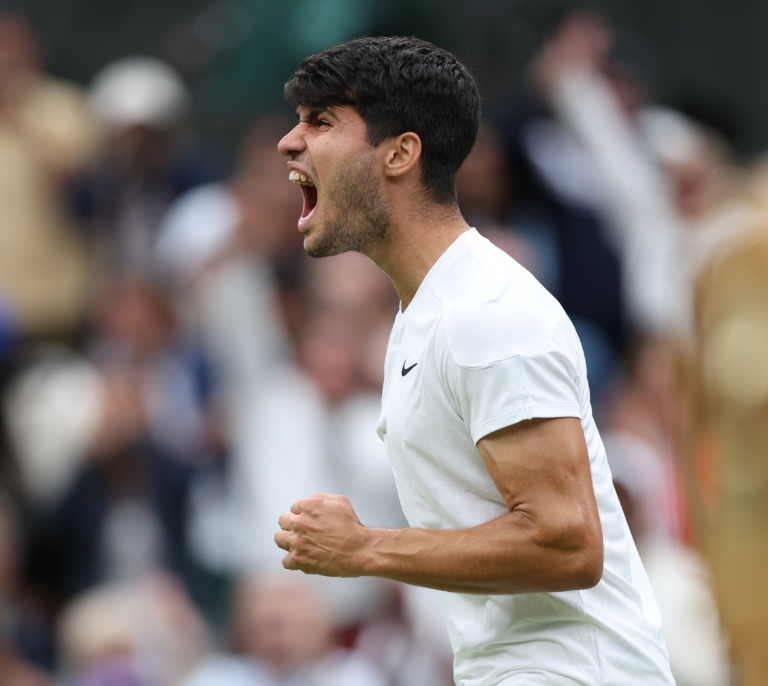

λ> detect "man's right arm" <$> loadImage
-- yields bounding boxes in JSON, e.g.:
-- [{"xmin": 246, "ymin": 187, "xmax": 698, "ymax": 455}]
[{"xmin": 276, "ymin": 416, "xmax": 604, "ymax": 595}]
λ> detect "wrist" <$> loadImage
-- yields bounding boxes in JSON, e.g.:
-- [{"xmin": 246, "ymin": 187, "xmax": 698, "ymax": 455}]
[{"xmin": 354, "ymin": 527, "xmax": 396, "ymax": 577}]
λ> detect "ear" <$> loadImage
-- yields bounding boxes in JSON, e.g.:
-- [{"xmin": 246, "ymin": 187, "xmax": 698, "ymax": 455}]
[{"xmin": 382, "ymin": 132, "xmax": 422, "ymax": 178}]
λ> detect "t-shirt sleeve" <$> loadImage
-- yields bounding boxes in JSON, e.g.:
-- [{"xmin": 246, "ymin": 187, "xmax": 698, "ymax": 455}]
[{"xmin": 439, "ymin": 323, "xmax": 583, "ymax": 444}]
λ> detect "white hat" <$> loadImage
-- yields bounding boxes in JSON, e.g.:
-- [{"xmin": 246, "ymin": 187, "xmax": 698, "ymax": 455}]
[{"xmin": 89, "ymin": 56, "xmax": 189, "ymax": 130}]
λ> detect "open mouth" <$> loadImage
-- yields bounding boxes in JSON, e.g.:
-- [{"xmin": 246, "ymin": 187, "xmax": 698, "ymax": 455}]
[
  {"xmin": 301, "ymin": 184, "xmax": 318, "ymax": 222},
  {"xmin": 289, "ymin": 170, "xmax": 318, "ymax": 224}
]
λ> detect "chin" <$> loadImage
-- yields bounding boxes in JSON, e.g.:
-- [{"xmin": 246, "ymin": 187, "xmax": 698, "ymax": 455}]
[
  {"xmin": 303, "ymin": 226, "xmax": 348, "ymax": 259},
  {"xmin": 303, "ymin": 235, "xmax": 321, "ymax": 257},
  {"xmin": 302, "ymin": 227, "xmax": 329, "ymax": 258}
]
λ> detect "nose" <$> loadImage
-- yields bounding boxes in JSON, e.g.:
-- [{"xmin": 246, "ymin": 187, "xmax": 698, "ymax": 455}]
[{"xmin": 278, "ymin": 124, "xmax": 305, "ymax": 158}]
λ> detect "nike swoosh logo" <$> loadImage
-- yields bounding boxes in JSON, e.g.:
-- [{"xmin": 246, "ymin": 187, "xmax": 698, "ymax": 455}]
[{"xmin": 402, "ymin": 361, "xmax": 417, "ymax": 376}]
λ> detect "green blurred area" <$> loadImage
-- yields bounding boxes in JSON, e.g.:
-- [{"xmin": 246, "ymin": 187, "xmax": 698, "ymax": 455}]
[{"xmin": 14, "ymin": 0, "xmax": 768, "ymax": 157}]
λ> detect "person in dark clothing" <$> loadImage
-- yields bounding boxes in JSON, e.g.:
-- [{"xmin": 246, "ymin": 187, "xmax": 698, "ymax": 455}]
[
  {"xmin": 496, "ymin": 9, "xmax": 630, "ymax": 400},
  {"xmin": 69, "ymin": 57, "xmax": 226, "ymax": 276}
]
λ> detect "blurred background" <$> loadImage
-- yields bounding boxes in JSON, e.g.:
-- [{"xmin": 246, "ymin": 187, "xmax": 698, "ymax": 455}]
[{"xmin": 2, "ymin": 0, "xmax": 768, "ymax": 684}]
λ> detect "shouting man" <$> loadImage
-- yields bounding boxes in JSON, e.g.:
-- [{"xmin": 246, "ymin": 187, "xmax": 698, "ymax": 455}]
[{"xmin": 275, "ymin": 37, "xmax": 674, "ymax": 686}]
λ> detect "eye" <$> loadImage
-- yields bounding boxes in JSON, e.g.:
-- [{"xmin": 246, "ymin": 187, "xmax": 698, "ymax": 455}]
[{"xmin": 316, "ymin": 119, "xmax": 332, "ymax": 128}]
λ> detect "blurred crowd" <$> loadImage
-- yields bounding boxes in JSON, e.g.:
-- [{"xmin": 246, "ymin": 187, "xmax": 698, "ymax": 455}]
[{"xmin": 2, "ymin": 5, "xmax": 768, "ymax": 686}]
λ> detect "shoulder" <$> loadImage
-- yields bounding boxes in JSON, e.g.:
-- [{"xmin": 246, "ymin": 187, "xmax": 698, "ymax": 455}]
[{"xmin": 438, "ymin": 233, "xmax": 572, "ymax": 368}]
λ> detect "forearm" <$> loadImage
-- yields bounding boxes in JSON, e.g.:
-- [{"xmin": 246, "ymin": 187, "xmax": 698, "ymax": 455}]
[{"xmin": 358, "ymin": 510, "xmax": 603, "ymax": 595}]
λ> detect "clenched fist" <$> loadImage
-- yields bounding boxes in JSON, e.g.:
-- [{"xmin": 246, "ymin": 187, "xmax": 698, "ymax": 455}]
[{"xmin": 275, "ymin": 494, "xmax": 371, "ymax": 577}]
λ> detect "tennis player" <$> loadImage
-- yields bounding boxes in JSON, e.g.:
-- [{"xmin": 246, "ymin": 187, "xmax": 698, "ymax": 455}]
[{"xmin": 275, "ymin": 36, "xmax": 675, "ymax": 686}]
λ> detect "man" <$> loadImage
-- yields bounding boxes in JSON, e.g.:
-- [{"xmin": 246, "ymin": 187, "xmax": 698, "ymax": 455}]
[{"xmin": 275, "ymin": 37, "xmax": 675, "ymax": 685}]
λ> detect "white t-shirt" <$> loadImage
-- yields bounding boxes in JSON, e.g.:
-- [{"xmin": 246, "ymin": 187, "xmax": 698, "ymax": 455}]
[{"xmin": 376, "ymin": 229, "xmax": 674, "ymax": 686}]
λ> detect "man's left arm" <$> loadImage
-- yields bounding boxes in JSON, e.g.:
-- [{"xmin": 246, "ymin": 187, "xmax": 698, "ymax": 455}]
[{"xmin": 275, "ymin": 416, "xmax": 603, "ymax": 595}]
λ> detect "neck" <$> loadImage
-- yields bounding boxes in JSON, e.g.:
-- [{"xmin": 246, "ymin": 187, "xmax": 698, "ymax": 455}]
[{"xmin": 365, "ymin": 199, "xmax": 471, "ymax": 310}]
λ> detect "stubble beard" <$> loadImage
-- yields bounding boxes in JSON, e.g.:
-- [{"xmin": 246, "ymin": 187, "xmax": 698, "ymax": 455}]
[{"xmin": 304, "ymin": 153, "xmax": 393, "ymax": 259}]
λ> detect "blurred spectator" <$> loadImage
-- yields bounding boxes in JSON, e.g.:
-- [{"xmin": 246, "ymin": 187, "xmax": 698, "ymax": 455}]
[
  {"xmin": 455, "ymin": 121, "xmax": 547, "ymax": 286},
  {"xmin": 4, "ymin": 276, "xmax": 221, "ymax": 659},
  {"xmin": 499, "ymin": 8, "xmax": 626, "ymax": 400},
  {"xmin": 24, "ymin": 364, "xmax": 209, "ymax": 622},
  {"xmin": 228, "ymin": 287, "xmax": 406, "ymax": 623},
  {"xmin": 500, "ymin": 7, "xmax": 698, "ymax": 402},
  {"xmin": 641, "ymin": 107, "xmax": 763, "ymax": 345},
  {"xmin": 0, "ymin": 13, "xmax": 95, "ymax": 337},
  {"xmin": 150, "ymin": 117, "xmax": 306, "ymax": 613},
  {"xmin": 534, "ymin": 9, "xmax": 684, "ymax": 339},
  {"xmin": 303, "ymin": 249, "xmax": 397, "ymax": 353},
  {"xmin": 604, "ymin": 338, "xmax": 682, "ymax": 542},
  {"xmin": 182, "ymin": 573, "xmax": 386, "ymax": 686},
  {"xmin": 156, "ymin": 115, "xmax": 300, "ymax": 282},
  {"xmin": 355, "ymin": 583, "xmax": 454, "ymax": 686},
  {"xmin": 155, "ymin": 115, "xmax": 299, "ymax": 426},
  {"xmin": 230, "ymin": 253, "xmax": 404, "ymax": 623},
  {"xmin": 88, "ymin": 278, "xmax": 216, "ymax": 465},
  {"xmin": 684, "ymin": 217, "xmax": 768, "ymax": 686},
  {"xmin": 4, "ymin": 346, "xmax": 104, "ymax": 509},
  {"xmin": 0, "ymin": 492, "xmax": 50, "ymax": 686},
  {"xmin": 601, "ymin": 334, "xmax": 732, "ymax": 685},
  {"xmin": 56, "ymin": 573, "xmax": 209, "ymax": 686},
  {"xmin": 606, "ymin": 439, "xmax": 730, "ymax": 686},
  {"xmin": 70, "ymin": 57, "xmax": 225, "ymax": 277},
  {"xmin": 456, "ymin": 122, "xmax": 514, "ymax": 228}
]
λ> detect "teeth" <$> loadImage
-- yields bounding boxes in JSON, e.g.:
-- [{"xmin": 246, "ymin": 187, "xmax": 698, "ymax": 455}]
[{"xmin": 288, "ymin": 170, "xmax": 315, "ymax": 187}]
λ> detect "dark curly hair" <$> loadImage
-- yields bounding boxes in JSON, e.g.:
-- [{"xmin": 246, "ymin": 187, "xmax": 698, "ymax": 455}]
[{"xmin": 284, "ymin": 36, "xmax": 481, "ymax": 205}]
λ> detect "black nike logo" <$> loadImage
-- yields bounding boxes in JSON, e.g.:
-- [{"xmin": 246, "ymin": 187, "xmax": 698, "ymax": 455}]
[{"xmin": 402, "ymin": 361, "xmax": 417, "ymax": 376}]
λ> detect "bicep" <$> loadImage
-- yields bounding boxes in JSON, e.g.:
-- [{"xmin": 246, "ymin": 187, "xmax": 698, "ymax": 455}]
[{"xmin": 476, "ymin": 417, "xmax": 600, "ymax": 542}]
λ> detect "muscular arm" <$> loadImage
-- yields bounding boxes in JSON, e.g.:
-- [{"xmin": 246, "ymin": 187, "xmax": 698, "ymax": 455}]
[{"xmin": 275, "ymin": 416, "xmax": 603, "ymax": 594}]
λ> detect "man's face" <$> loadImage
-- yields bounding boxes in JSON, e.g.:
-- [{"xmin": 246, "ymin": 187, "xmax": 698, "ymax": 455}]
[{"xmin": 277, "ymin": 105, "xmax": 392, "ymax": 258}]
